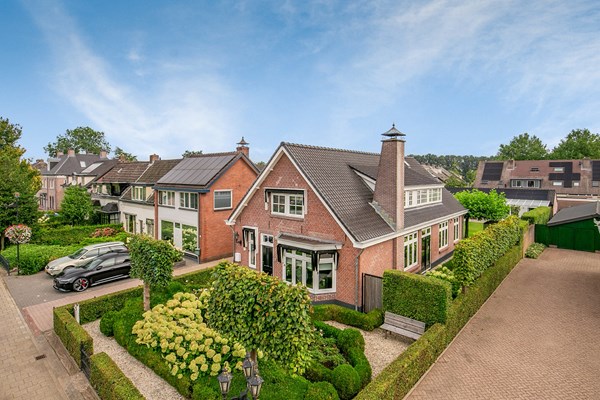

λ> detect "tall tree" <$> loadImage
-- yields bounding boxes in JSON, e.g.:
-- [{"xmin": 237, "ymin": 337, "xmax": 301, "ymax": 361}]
[
  {"xmin": 114, "ymin": 147, "xmax": 137, "ymax": 161},
  {"xmin": 454, "ymin": 189, "xmax": 509, "ymax": 222},
  {"xmin": 182, "ymin": 150, "xmax": 203, "ymax": 157},
  {"xmin": 496, "ymin": 133, "xmax": 549, "ymax": 160},
  {"xmin": 60, "ymin": 186, "xmax": 94, "ymax": 225},
  {"xmin": 44, "ymin": 126, "xmax": 111, "ymax": 157},
  {"xmin": 0, "ymin": 117, "xmax": 41, "ymax": 250},
  {"xmin": 549, "ymin": 129, "xmax": 600, "ymax": 159}
]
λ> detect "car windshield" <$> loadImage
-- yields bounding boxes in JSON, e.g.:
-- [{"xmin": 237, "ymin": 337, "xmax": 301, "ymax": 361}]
[
  {"xmin": 68, "ymin": 248, "xmax": 87, "ymax": 259},
  {"xmin": 82, "ymin": 257, "xmax": 105, "ymax": 271}
]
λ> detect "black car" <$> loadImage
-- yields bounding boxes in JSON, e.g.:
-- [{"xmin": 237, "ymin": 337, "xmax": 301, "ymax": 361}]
[{"xmin": 53, "ymin": 251, "xmax": 131, "ymax": 292}]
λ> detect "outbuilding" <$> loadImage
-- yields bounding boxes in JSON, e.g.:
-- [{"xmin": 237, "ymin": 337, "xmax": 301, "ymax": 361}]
[{"xmin": 537, "ymin": 201, "xmax": 600, "ymax": 252}]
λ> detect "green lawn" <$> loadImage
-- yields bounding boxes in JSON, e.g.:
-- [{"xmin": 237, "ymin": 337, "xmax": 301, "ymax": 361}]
[{"xmin": 467, "ymin": 221, "xmax": 484, "ymax": 237}]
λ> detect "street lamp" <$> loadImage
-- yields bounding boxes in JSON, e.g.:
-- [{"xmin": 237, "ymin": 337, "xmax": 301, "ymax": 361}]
[{"xmin": 217, "ymin": 354, "xmax": 264, "ymax": 400}]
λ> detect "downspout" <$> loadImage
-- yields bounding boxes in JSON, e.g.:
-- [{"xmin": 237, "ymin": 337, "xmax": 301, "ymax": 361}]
[
  {"xmin": 354, "ymin": 248, "xmax": 364, "ymax": 311},
  {"xmin": 229, "ymin": 224, "xmax": 237, "ymax": 262}
]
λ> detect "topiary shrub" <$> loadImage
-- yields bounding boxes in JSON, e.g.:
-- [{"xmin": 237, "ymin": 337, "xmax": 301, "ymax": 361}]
[
  {"xmin": 312, "ymin": 304, "xmax": 384, "ymax": 331},
  {"xmin": 90, "ymin": 352, "xmax": 144, "ymax": 400},
  {"xmin": 305, "ymin": 381, "xmax": 340, "ymax": 400},
  {"xmin": 99, "ymin": 310, "xmax": 119, "ymax": 337},
  {"xmin": 332, "ymin": 364, "xmax": 361, "ymax": 400},
  {"xmin": 304, "ymin": 361, "xmax": 334, "ymax": 383},
  {"xmin": 347, "ymin": 347, "xmax": 371, "ymax": 389},
  {"xmin": 337, "ymin": 328, "xmax": 365, "ymax": 354}
]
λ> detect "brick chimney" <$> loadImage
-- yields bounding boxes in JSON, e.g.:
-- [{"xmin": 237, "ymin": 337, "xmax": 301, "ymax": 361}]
[
  {"xmin": 236, "ymin": 137, "xmax": 250, "ymax": 158},
  {"xmin": 67, "ymin": 148, "xmax": 75, "ymax": 156},
  {"xmin": 149, "ymin": 154, "xmax": 160, "ymax": 163},
  {"xmin": 56, "ymin": 151, "xmax": 64, "ymax": 157},
  {"xmin": 99, "ymin": 150, "xmax": 108, "ymax": 158},
  {"xmin": 581, "ymin": 157, "xmax": 592, "ymax": 170},
  {"xmin": 372, "ymin": 124, "xmax": 405, "ymax": 230}
]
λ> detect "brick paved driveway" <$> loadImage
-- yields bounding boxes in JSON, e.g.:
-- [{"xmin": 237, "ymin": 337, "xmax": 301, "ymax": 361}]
[{"xmin": 407, "ymin": 248, "xmax": 600, "ymax": 400}]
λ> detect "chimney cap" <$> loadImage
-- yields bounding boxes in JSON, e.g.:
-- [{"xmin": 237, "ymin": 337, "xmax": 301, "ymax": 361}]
[
  {"xmin": 382, "ymin": 123, "xmax": 406, "ymax": 139},
  {"xmin": 237, "ymin": 137, "xmax": 249, "ymax": 147}
]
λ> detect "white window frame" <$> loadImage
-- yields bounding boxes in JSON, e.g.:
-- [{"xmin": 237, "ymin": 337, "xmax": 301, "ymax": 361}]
[
  {"xmin": 553, "ymin": 167, "xmax": 564, "ymax": 172},
  {"xmin": 244, "ymin": 227, "xmax": 258, "ymax": 269},
  {"xmin": 132, "ymin": 186, "xmax": 146, "ymax": 201},
  {"xmin": 552, "ymin": 181, "xmax": 563, "ymax": 186},
  {"xmin": 271, "ymin": 192, "xmax": 305, "ymax": 218},
  {"xmin": 439, "ymin": 221, "xmax": 449, "ymax": 249},
  {"xmin": 404, "ymin": 232, "xmax": 418, "ymax": 270},
  {"xmin": 49, "ymin": 180, "xmax": 55, "ymax": 189},
  {"xmin": 159, "ymin": 190, "xmax": 175, "ymax": 206},
  {"xmin": 282, "ymin": 249, "xmax": 336, "ymax": 294},
  {"xmin": 453, "ymin": 217, "xmax": 460, "ymax": 243},
  {"xmin": 214, "ymin": 190, "xmax": 232, "ymax": 210},
  {"xmin": 180, "ymin": 192, "xmax": 199, "ymax": 210},
  {"xmin": 405, "ymin": 187, "xmax": 443, "ymax": 209}
]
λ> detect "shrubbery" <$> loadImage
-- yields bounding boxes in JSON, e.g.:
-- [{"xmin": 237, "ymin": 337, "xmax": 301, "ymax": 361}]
[
  {"xmin": 426, "ymin": 266, "xmax": 460, "ymax": 298},
  {"xmin": 312, "ymin": 304, "xmax": 384, "ymax": 331},
  {"xmin": 1, "ymin": 244, "xmax": 80, "ymax": 275},
  {"xmin": 521, "ymin": 207, "xmax": 552, "ymax": 225},
  {"xmin": 525, "ymin": 242, "xmax": 546, "ymax": 259},
  {"xmin": 305, "ymin": 381, "xmax": 339, "ymax": 400},
  {"xmin": 332, "ymin": 364, "xmax": 361, "ymax": 400},
  {"xmin": 31, "ymin": 223, "xmax": 123, "ymax": 245},
  {"xmin": 90, "ymin": 352, "xmax": 144, "ymax": 400}
]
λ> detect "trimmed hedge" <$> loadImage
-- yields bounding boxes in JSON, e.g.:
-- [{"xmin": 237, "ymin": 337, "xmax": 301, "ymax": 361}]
[
  {"xmin": 53, "ymin": 307, "xmax": 93, "ymax": 368},
  {"xmin": 332, "ymin": 364, "xmax": 361, "ymax": 400},
  {"xmin": 1, "ymin": 244, "xmax": 81, "ymax": 275},
  {"xmin": 90, "ymin": 352, "xmax": 144, "ymax": 400},
  {"xmin": 312, "ymin": 304, "xmax": 384, "ymax": 331},
  {"xmin": 31, "ymin": 223, "xmax": 124, "ymax": 245},
  {"xmin": 453, "ymin": 216, "xmax": 523, "ymax": 287},
  {"xmin": 382, "ymin": 271, "xmax": 452, "ymax": 327},
  {"xmin": 356, "ymin": 244, "xmax": 523, "ymax": 400},
  {"xmin": 520, "ymin": 206, "xmax": 551, "ymax": 225},
  {"xmin": 305, "ymin": 381, "xmax": 339, "ymax": 400}
]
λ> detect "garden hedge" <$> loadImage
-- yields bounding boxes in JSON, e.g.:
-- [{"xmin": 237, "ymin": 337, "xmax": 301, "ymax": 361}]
[
  {"xmin": 31, "ymin": 223, "xmax": 124, "ymax": 245},
  {"xmin": 90, "ymin": 352, "xmax": 144, "ymax": 400},
  {"xmin": 520, "ymin": 206, "xmax": 552, "ymax": 225},
  {"xmin": 1, "ymin": 244, "xmax": 81, "ymax": 275},
  {"xmin": 53, "ymin": 307, "xmax": 93, "ymax": 368},
  {"xmin": 355, "ymin": 243, "xmax": 523, "ymax": 400},
  {"xmin": 382, "ymin": 271, "xmax": 452, "ymax": 327},
  {"xmin": 312, "ymin": 304, "xmax": 384, "ymax": 331}
]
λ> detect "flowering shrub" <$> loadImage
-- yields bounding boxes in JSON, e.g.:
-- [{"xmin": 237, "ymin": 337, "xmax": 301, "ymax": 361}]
[
  {"xmin": 4, "ymin": 224, "xmax": 32, "ymax": 244},
  {"xmin": 90, "ymin": 227, "xmax": 119, "ymax": 238},
  {"xmin": 426, "ymin": 266, "xmax": 460, "ymax": 298},
  {"xmin": 525, "ymin": 242, "xmax": 546, "ymax": 259},
  {"xmin": 38, "ymin": 214, "xmax": 50, "ymax": 224},
  {"xmin": 132, "ymin": 291, "xmax": 248, "ymax": 381},
  {"xmin": 181, "ymin": 228, "xmax": 197, "ymax": 252}
]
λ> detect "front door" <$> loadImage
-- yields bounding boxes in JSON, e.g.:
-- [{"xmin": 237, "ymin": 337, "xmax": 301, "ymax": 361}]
[
  {"xmin": 421, "ymin": 229, "xmax": 431, "ymax": 272},
  {"xmin": 261, "ymin": 234, "xmax": 273, "ymax": 275}
]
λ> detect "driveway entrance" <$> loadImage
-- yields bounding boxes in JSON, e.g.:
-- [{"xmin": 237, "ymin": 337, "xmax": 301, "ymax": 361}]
[{"xmin": 407, "ymin": 248, "xmax": 600, "ymax": 399}]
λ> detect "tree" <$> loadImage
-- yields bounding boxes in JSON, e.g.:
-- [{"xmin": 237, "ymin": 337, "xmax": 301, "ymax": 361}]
[
  {"xmin": 128, "ymin": 235, "xmax": 182, "ymax": 310},
  {"xmin": 0, "ymin": 117, "xmax": 41, "ymax": 250},
  {"xmin": 454, "ymin": 189, "xmax": 509, "ymax": 222},
  {"xmin": 496, "ymin": 133, "xmax": 548, "ymax": 160},
  {"xmin": 44, "ymin": 126, "xmax": 111, "ymax": 156},
  {"xmin": 182, "ymin": 150, "xmax": 203, "ymax": 157},
  {"xmin": 444, "ymin": 175, "xmax": 466, "ymax": 188},
  {"xmin": 549, "ymin": 129, "xmax": 600, "ymax": 159},
  {"xmin": 113, "ymin": 147, "xmax": 137, "ymax": 161},
  {"xmin": 60, "ymin": 185, "xmax": 94, "ymax": 225}
]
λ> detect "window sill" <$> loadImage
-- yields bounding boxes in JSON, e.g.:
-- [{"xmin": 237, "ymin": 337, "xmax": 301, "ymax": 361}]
[
  {"xmin": 270, "ymin": 213, "xmax": 304, "ymax": 221},
  {"xmin": 214, "ymin": 207, "xmax": 233, "ymax": 211}
]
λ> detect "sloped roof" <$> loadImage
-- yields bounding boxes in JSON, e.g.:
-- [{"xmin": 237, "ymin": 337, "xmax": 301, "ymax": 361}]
[
  {"xmin": 42, "ymin": 153, "xmax": 109, "ymax": 176},
  {"xmin": 548, "ymin": 201, "xmax": 600, "ymax": 226},
  {"xmin": 156, "ymin": 153, "xmax": 239, "ymax": 188},
  {"xmin": 137, "ymin": 159, "xmax": 182, "ymax": 185},
  {"xmin": 95, "ymin": 161, "xmax": 151, "ymax": 183},
  {"xmin": 283, "ymin": 143, "xmax": 465, "ymax": 242}
]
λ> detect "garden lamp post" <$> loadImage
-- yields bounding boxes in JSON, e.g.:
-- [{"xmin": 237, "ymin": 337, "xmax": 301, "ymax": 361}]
[
  {"xmin": 14, "ymin": 192, "xmax": 20, "ymax": 275},
  {"xmin": 217, "ymin": 354, "xmax": 263, "ymax": 400}
]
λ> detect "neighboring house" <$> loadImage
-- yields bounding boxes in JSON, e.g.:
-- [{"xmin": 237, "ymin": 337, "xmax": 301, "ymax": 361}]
[
  {"xmin": 537, "ymin": 201, "xmax": 600, "ymax": 252},
  {"xmin": 421, "ymin": 164, "xmax": 463, "ymax": 184},
  {"xmin": 226, "ymin": 127, "xmax": 467, "ymax": 310},
  {"xmin": 38, "ymin": 149, "xmax": 114, "ymax": 211},
  {"xmin": 446, "ymin": 187, "xmax": 558, "ymax": 217},
  {"xmin": 154, "ymin": 140, "xmax": 259, "ymax": 262},
  {"xmin": 474, "ymin": 159, "xmax": 600, "ymax": 209}
]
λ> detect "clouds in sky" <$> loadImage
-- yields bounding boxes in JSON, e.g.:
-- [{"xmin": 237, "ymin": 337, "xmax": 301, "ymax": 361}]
[{"xmin": 19, "ymin": 0, "xmax": 600, "ymax": 159}]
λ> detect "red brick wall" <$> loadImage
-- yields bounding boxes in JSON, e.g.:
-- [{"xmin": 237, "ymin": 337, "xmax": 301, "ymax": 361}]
[{"xmin": 199, "ymin": 159, "xmax": 258, "ymax": 262}]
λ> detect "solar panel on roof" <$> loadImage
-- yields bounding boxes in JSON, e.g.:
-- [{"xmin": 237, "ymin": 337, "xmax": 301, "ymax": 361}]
[{"xmin": 482, "ymin": 162, "xmax": 503, "ymax": 181}]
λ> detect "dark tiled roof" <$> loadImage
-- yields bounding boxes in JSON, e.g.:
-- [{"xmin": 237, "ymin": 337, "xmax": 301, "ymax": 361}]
[
  {"xmin": 95, "ymin": 161, "xmax": 151, "ymax": 183},
  {"xmin": 283, "ymin": 143, "xmax": 465, "ymax": 242},
  {"xmin": 137, "ymin": 159, "xmax": 182, "ymax": 184},
  {"xmin": 548, "ymin": 201, "xmax": 600, "ymax": 226},
  {"xmin": 42, "ymin": 154, "xmax": 108, "ymax": 176},
  {"xmin": 157, "ymin": 153, "xmax": 238, "ymax": 188},
  {"xmin": 447, "ymin": 187, "xmax": 556, "ymax": 202}
]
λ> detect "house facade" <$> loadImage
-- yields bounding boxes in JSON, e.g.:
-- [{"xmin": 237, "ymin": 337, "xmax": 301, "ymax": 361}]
[
  {"xmin": 227, "ymin": 127, "xmax": 467, "ymax": 310},
  {"xmin": 475, "ymin": 159, "xmax": 600, "ymax": 209},
  {"xmin": 154, "ymin": 141, "xmax": 259, "ymax": 262}
]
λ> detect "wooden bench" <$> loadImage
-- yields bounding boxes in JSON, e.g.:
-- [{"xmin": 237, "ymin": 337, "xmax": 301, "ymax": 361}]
[{"xmin": 380, "ymin": 311, "xmax": 425, "ymax": 340}]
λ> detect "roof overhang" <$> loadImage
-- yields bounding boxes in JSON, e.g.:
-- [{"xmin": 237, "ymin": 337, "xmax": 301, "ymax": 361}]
[{"xmin": 277, "ymin": 233, "xmax": 343, "ymax": 251}]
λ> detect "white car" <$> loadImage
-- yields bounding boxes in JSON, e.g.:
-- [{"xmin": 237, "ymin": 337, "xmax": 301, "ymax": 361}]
[{"xmin": 45, "ymin": 241, "xmax": 127, "ymax": 276}]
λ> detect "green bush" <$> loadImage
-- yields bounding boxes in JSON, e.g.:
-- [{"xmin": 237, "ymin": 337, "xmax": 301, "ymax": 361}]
[
  {"xmin": 521, "ymin": 207, "xmax": 552, "ymax": 225},
  {"xmin": 53, "ymin": 306, "xmax": 93, "ymax": 368},
  {"xmin": 337, "ymin": 328, "xmax": 365, "ymax": 354},
  {"xmin": 312, "ymin": 304, "xmax": 384, "ymax": 331},
  {"xmin": 525, "ymin": 242, "xmax": 546, "ymax": 259},
  {"xmin": 314, "ymin": 320, "xmax": 341, "ymax": 339},
  {"xmin": 305, "ymin": 381, "xmax": 339, "ymax": 400},
  {"xmin": 453, "ymin": 216, "xmax": 523, "ymax": 287},
  {"xmin": 332, "ymin": 364, "xmax": 361, "ymax": 400},
  {"xmin": 1, "ymin": 244, "xmax": 81, "ymax": 275},
  {"xmin": 305, "ymin": 361, "xmax": 334, "ymax": 383},
  {"xmin": 99, "ymin": 310, "xmax": 119, "ymax": 337},
  {"xmin": 31, "ymin": 223, "xmax": 124, "ymax": 245},
  {"xmin": 383, "ymin": 271, "xmax": 452, "ymax": 327},
  {"xmin": 90, "ymin": 352, "xmax": 144, "ymax": 400},
  {"xmin": 426, "ymin": 266, "xmax": 460, "ymax": 298},
  {"xmin": 191, "ymin": 384, "xmax": 220, "ymax": 400},
  {"xmin": 77, "ymin": 287, "xmax": 143, "ymax": 324}
]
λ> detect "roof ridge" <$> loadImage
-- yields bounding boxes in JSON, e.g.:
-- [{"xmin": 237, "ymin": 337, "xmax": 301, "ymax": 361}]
[
  {"xmin": 283, "ymin": 142, "xmax": 380, "ymax": 156},
  {"xmin": 186, "ymin": 151, "xmax": 236, "ymax": 158}
]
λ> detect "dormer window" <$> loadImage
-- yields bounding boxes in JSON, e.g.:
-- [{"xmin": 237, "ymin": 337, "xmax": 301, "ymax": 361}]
[
  {"xmin": 270, "ymin": 191, "xmax": 305, "ymax": 218},
  {"xmin": 404, "ymin": 187, "xmax": 443, "ymax": 208},
  {"xmin": 132, "ymin": 186, "xmax": 146, "ymax": 201}
]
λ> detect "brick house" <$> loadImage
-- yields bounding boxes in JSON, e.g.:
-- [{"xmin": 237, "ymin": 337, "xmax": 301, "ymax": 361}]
[
  {"xmin": 154, "ymin": 139, "xmax": 259, "ymax": 262},
  {"xmin": 227, "ymin": 127, "xmax": 467, "ymax": 310}
]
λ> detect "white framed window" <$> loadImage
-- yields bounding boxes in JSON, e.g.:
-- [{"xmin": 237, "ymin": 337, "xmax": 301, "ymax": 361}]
[
  {"xmin": 552, "ymin": 181, "xmax": 563, "ymax": 186},
  {"xmin": 282, "ymin": 249, "xmax": 336, "ymax": 293},
  {"xmin": 553, "ymin": 167, "xmax": 564, "ymax": 172},
  {"xmin": 158, "ymin": 191, "xmax": 175, "ymax": 206},
  {"xmin": 180, "ymin": 192, "xmax": 198, "ymax": 209},
  {"xmin": 132, "ymin": 186, "xmax": 146, "ymax": 201},
  {"xmin": 573, "ymin": 181, "xmax": 580, "ymax": 187},
  {"xmin": 439, "ymin": 221, "xmax": 449, "ymax": 249},
  {"xmin": 404, "ymin": 232, "xmax": 418, "ymax": 270},
  {"xmin": 418, "ymin": 190, "xmax": 428, "ymax": 204},
  {"xmin": 49, "ymin": 180, "xmax": 55, "ymax": 189},
  {"xmin": 214, "ymin": 190, "xmax": 232, "ymax": 210},
  {"xmin": 271, "ymin": 192, "xmax": 305, "ymax": 217},
  {"xmin": 404, "ymin": 191, "xmax": 413, "ymax": 207},
  {"xmin": 453, "ymin": 217, "xmax": 460, "ymax": 242},
  {"xmin": 421, "ymin": 227, "xmax": 431, "ymax": 237},
  {"xmin": 405, "ymin": 188, "xmax": 443, "ymax": 208}
]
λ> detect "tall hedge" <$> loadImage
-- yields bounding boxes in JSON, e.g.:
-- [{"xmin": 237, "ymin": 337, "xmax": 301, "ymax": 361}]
[
  {"xmin": 453, "ymin": 216, "xmax": 523, "ymax": 287},
  {"xmin": 206, "ymin": 262, "xmax": 314, "ymax": 374},
  {"xmin": 90, "ymin": 352, "xmax": 144, "ymax": 400},
  {"xmin": 53, "ymin": 307, "xmax": 93, "ymax": 368},
  {"xmin": 520, "ymin": 206, "xmax": 551, "ymax": 225},
  {"xmin": 382, "ymin": 271, "xmax": 452, "ymax": 327},
  {"xmin": 31, "ymin": 223, "xmax": 124, "ymax": 245}
]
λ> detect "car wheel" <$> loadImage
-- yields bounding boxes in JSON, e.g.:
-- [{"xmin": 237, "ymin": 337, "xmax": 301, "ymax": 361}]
[{"xmin": 72, "ymin": 278, "xmax": 89, "ymax": 292}]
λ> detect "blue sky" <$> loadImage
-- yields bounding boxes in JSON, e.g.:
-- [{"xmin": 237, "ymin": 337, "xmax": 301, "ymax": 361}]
[{"xmin": 2, "ymin": 1, "xmax": 600, "ymax": 163}]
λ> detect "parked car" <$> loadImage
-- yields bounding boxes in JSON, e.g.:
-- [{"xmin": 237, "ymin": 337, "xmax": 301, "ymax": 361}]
[
  {"xmin": 45, "ymin": 241, "xmax": 127, "ymax": 276},
  {"xmin": 53, "ymin": 251, "xmax": 131, "ymax": 292}
]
